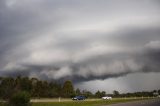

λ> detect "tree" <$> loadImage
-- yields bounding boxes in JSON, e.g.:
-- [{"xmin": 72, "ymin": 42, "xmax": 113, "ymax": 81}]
[
  {"xmin": 82, "ymin": 90, "xmax": 93, "ymax": 98},
  {"xmin": 101, "ymin": 91, "xmax": 106, "ymax": 97},
  {"xmin": 158, "ymin": 90, "xmax": 160, "ymax": 95},
  {"xmin": 75, "ymin": 88, "xmax": 81, "ymax": 95},
  {"xmin": 0, "ymin": 77, "xmax": 15, "ymax": 99},
  {"xmin": 95, "ymin": 90, "xmax": 101, "ymax": 98},
  {"xmin": 9, "ymin": 91, "xmax": 31, "ymax": 106},
  {"xmin": 48, "ymin": 82, "xmax": 61, "ymax": 97},
  {"xmin": 62, "ymin": 80, "xmax": 74, "ymax": 97},
  {"xmin": 20, "ymin": 77, "xmax": 32, "ymax": 93},
  {"xmin": 95, "ymin": 90, "xmax": 106, "ymax": 98},
  {"xmin": 32, "ymin": 81, "xmax": 50, "ymax": 98},
  {"xmin": 113, "ymin": 90, "xmax": 120, "ymax": 97}
]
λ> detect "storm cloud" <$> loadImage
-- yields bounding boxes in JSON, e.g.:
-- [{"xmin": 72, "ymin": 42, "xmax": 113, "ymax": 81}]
[{"xmin": 0, "ymin": 0, "xmax": 160, "ymax": 91}]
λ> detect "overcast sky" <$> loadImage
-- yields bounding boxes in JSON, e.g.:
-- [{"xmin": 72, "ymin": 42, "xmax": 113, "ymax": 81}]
[{"xmin": 0, "ymin": 0, "xmax": 160, "ymax": 93}]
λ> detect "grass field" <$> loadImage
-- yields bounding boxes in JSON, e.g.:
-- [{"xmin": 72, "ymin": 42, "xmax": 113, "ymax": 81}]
[
  {"xmin": 31, "ymin": 98, "xmax": 150, "ymax": 106},
  {"xmin": 0, "ymin": 97, "xmax": 154, "ymax": 106}
]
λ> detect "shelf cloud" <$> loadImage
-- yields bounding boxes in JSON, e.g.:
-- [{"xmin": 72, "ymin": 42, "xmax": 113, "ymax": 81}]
[{"xmin": 0, "ymin": 0, "xmax": 160, "ymax": 92}]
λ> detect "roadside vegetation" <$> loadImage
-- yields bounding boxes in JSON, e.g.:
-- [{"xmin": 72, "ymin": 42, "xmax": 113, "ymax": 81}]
[
  {"xmin": 32, "ymin": 99, "xmax": 145, "ymax": 106},
  {"xmin": 0, "ymin": 76, "xmax": 159, "ymax": 106},
  {"xmin": 0, "ymin": 98, "xmax": 154, "ymax": 106}
]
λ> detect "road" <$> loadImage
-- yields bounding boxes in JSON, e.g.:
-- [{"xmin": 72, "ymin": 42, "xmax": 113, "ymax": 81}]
[{"xmin": 103, "ymin": 99, "xmax": 160, "ymax": 106}]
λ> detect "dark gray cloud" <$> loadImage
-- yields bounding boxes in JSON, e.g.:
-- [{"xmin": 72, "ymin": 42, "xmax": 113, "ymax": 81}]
[
  {"xmin": 0, "ymin": 0, "xmax": 160, "ymax": 92},
  {"xmin": 1, "ymin": 27, "xmax": 160, "ymax": 82}
]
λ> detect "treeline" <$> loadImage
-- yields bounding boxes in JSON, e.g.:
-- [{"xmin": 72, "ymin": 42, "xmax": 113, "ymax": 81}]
[
  {"xmin": 0, "ymin": 76, "xmax": 63, "ymax": 99},
  {"xmin": 0, "ymin": 76, "xmax": 159, "ymax": 100}
]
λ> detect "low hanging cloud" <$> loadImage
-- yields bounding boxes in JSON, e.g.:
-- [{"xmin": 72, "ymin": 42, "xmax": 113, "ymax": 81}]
[
  {"xmin": 1, "ymin": 28, "xmax": 160, "ymax": 83},
  {"xmin": 0, "ymin": 0, "xmax": 160, "ymax": 83}
]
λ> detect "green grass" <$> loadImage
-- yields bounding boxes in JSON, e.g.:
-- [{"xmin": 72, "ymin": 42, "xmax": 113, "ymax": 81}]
[
  {"xmin": 0, "ymin": 98, "xmax": 152, "ymax": 106},
  {"xmin": 0, "ymin": 102, "xmax": 6, "ymax": 106},
  {"xmin": 31, "ymin": 98, "xmax": 148, "ymax": 106}
]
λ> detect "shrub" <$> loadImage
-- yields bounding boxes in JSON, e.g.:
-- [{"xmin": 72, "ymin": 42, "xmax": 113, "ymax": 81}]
[{"xmin": 9, "ymin": 91, "xmax": 31, "ymax": 106}]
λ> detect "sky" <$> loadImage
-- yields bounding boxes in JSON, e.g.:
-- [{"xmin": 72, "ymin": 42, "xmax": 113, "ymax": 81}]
[{"xmin": 0, "ymin": 0, "xmax": 160, "ymax": 93}]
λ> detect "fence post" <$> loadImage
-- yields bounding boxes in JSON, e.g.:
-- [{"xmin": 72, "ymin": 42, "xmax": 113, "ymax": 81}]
[{"xmin": 59, "ymin": 97, "xmax": 61, "ymax": 102}]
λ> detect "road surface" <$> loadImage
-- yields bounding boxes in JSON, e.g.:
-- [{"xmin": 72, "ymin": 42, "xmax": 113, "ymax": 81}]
[{"xmin": 103, "ymin": 99, "xmax": 160, "ymax": 106}]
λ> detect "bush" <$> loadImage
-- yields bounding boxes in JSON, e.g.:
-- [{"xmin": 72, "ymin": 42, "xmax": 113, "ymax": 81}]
[{"xmin": 9, "ymin": 91, "xmax": 31, "ymax": 106}]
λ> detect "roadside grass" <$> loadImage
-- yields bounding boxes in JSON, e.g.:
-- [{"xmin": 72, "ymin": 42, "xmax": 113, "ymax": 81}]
[
  {"xmin": 0, "ymin": 102, "xmax": 6, "ymax": 106},
  {"xmin": 31, "ymin": 98, "xmax": 150, "ymax": 106},
  {"xmin": 0, "ymin": 97, "xmax": 153, "ymax": 106}
]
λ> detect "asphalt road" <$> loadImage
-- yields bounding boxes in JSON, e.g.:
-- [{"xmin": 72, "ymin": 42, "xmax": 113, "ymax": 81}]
[{"xmin": 103, "ymin": 99, "xmax": 160, "ymax": 106}]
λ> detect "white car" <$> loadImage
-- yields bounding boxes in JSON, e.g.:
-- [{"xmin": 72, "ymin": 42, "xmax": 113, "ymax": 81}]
[{"xmin": 102, "ymin": 96, "xmax": 112, "ymax": 100}]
